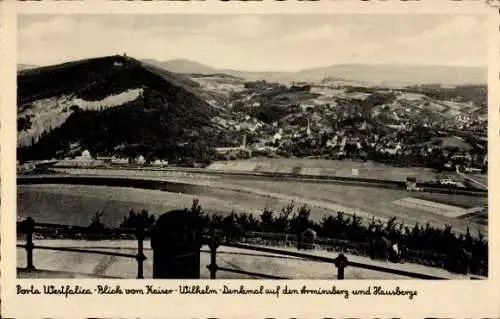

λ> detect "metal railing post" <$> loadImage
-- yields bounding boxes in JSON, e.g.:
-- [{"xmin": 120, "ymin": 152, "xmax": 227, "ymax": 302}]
[
  {"xmin": 20, "ymin": 217, "xmax": 36, "ymax": 270},
  {"xmin": 334, "ymin": 253, "xmax": 348, "ymax": 280},
  {"xmin": 135, "ymin": 226, "xmax": 146, "ymax": 279},
  {"xmin": 296, "ymin": 231, "xmax": 302, "ymax": 250},
  {"xmin": 207, "ymin": 233, "xmax": 219, "ymax": 279}
]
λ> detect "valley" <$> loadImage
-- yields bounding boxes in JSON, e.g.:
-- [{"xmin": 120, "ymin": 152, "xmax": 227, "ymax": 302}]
[
  {"xmin": 15, "ymin": 55, "xmax": 489, "ymax": 279},
  {"xmin": 17, "ymin": 56, "xmax": 488, "ymax": 180}
]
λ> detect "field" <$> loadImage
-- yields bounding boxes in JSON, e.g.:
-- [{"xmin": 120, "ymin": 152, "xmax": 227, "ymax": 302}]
[
  {"xmin": 207, "ymin": 158, "xmax": 455, "ymax": 183},
  {"xmin": 17, "ymin": 240, "xmax": 469, "ymax": 279},
  {"xmin": 19, "ymin": 183, "xmax": 345, "ymax": 227},
  {"xmin": 393, "ymin": 198, "xmax": 469, "ymax": 218},
  {"xmin": 18, "ymin": 173, "xmax": 487, "ymax": 236},
  {"xmin": 17, "ymin": 175, "xmax": 487, "ymax": 280},
  {"xmin": 18, "ymin": 184, "xmax": 273, "ymax": 227},
  {"xmin": 216, "ymin": 179, "xmax": 487, "ymax": 234}
]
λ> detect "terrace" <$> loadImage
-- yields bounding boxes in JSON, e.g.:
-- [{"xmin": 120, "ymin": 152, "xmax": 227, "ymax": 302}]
[{"xmin": 17, "ymin": 218, "xmax": 483, "ymax": 280}]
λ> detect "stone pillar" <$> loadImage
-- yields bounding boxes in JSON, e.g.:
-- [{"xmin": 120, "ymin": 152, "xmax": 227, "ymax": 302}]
[{"xmin": 150, "ymin": 210, "xmax": 203, "ymax": 279}]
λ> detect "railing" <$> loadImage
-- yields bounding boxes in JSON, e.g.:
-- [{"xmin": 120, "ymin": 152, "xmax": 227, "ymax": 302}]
[
  {"xmin": 233, "ymin": 231, "xmax": 459, "ymax": 271},
  {"xmin": 204, "ymin": 233, "xmax": 447, "ymax": 280},
  {"xmin": 17, "ymin": 217, "xmax": 147, "ymax": 279},
  {"xmin": 17, "ymin": 218, "xmax": 482, "ymax": 280}
]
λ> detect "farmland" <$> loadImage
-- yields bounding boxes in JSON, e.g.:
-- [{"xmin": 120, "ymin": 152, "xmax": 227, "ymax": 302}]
[
  {"xmin": 214, "ymin": 179, "xmax": 486, "ymax": 234},
  {"xmin": 18, "ymin": 170, "xmax": 487, "ymax": 236},
  {"xmin": 207, "ymin": 158, "xmax": 463, "ymax": 183},
  {"xmin": 18, "ymin": 184, "xmax": 272, "ymax": 227}
]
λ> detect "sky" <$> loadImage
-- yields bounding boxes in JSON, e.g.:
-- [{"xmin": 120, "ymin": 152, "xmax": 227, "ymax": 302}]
[{"xmin": 17, "ymin": 14, "xmax": 488, "ymax": 72}]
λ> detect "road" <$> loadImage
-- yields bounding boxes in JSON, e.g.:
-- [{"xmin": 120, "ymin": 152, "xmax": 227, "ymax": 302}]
[
  {"xmin": 24, "ymin": 165, "xmax": 488, "ymax": 197},
  {"xmin": 455, "ymin": 167, "xmax": 487, "ymax": 190}
]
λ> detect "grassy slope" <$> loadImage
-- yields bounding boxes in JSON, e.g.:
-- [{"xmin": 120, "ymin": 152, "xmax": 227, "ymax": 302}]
[
  {"xmin": 207, "ymin": 158, "xmax": 441, "ymax": 182},
  {"xmin": 17, "ymin": 184, "xmax": 267, "ymax": 227},
  {"xmin": 217, "ymin": 179, "xmax": 486, "ymax": 234},
  {"xmin": 18, "ymin": 178, "xmax": 486, "ymax": 236}
]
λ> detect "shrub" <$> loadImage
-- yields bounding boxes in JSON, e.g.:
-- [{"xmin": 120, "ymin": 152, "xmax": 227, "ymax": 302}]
[
  {"xmin": 120, "ymin": 209, "xmax": 155, "ymax": 229},
  {"xmin": 87, "ymin": 211, "xmax": 106, "ymax": 240},
  {"xmin": 72, "ymin": 198, "xmax": 485, "ymax": 276}
]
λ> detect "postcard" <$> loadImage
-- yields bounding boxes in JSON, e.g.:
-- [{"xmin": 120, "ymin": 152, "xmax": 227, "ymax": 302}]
[{"xmin": 1, "ymin": 0, "xmax": 499, "ymax": 317}]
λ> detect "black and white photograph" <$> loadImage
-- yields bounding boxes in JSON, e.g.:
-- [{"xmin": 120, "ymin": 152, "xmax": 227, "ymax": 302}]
[{"xmin": 15, "ymin": 13, "xmax": 489, "ymax": 281}]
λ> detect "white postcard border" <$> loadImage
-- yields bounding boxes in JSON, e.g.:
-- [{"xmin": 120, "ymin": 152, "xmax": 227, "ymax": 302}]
[{"xmin": 1, "ymin": 1, "xmax": 499, "ymax": 318}]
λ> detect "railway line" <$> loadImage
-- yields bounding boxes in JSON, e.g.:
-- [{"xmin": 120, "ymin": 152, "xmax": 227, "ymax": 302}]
[
  {"xmin": 20, "ymin": 165, "xmax": 487, "ymax": 197},
  {"xmin": 17, "ymin": 167, "xmax": 488, "ymax": 237}
]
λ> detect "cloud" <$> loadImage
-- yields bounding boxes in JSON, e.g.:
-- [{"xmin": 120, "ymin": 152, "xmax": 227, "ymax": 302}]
[
  {"xmin": 17, "ymin": 14, "xmax": 488, "ymax": 70},
  {"xmin": 199, "ymin": 16, "xmax": 273, "ymax": 39},
  {"xmin": 282, "ymin": 24, "xmax": 352, "ymax": 43},
  {"xmin": 399, "ymin": 16, "xmax": 485, "ymax": 43},
  {"xmin": 19, "ymin": 16, "xmax": 77, "ymax": 40},
  {"xmin": 390, "ymin": 16, "xmax": 487, "ymax": 66},
  {"xmin": 18, "ymin": 16, "xmax": 158, "ymax": 65}
]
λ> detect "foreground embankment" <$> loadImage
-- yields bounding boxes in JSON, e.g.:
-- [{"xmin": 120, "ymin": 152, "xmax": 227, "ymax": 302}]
[{"xmin": 17, "ymin": 173, "xmax": 487, "ymax": 236}]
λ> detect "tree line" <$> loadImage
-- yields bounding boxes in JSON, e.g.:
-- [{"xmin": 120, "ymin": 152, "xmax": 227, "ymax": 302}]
[{"xmin": 79, "ymin": 199, "xmax": 487, "ymax": 276}]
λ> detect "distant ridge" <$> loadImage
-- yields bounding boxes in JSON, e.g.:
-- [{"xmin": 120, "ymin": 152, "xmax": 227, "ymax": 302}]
[
  {"xmin": 292, "ymin": 63, "xmax": 487, "ymax": 86},
  {"xmin": 142, "ymin": 58, "xmax": 218, "ymax": 75},
  {"xmin": 145, "ymin": 58, "xmax": 487, "ymax": 86}
]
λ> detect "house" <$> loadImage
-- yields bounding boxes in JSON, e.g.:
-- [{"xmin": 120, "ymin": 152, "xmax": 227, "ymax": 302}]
[
  {"xmin": 406, "ymin": 177, "xmax": 420, "ymax": 191},
  {"xmin": 253, "ymin": 144, "xmax": 277, "ymax": 152},
  {"xmin": 382, "ymin": 143, "xmax": 402, "ymax": 155},
  {"xmin": 81, "ymin": 150, "xmax": 91, "ymax": 159},
  {"xmin": 96, "ymin": 156, "xmax": 113, "ymax": 163},
  {"xmin": 326, "ymin": 139, "xmax": 337, "ymax": 148},
  {"xmin": 152, "ymin": 159, "xmax": 169, "ymax": 166},
  {"xmin": 74, "ymin": 150, "xmax": 92, "ymax": 162},
  {"xmin": 136, "ymin": 155, "xmax": 146, "ymax": 165},
  {"xmin": 300, "ymin": 104, "xmax": 315, "ymax": 112},
  {"xmin": 111, "ymin": 156, "xmax": 129, "ymax": 165},
  {"xmin": 272, "ymin": 132, "xmax": 282, "ymax": 142}
]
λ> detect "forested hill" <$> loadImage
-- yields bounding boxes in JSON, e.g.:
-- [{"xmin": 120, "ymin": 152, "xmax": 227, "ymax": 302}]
[
  {"xmin": 18, "ymin": 55, "xmax": 206, "ymax": 105},
  {"xmin": 17, "ymin": 55, "xmax": 223, "ymax": 164}
]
